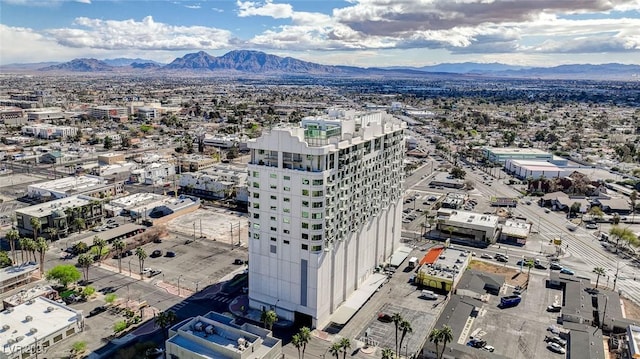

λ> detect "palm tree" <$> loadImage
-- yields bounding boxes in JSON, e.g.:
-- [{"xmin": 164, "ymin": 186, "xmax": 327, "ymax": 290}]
[
  {"xmin": 112, "ymin": 240, "xmax": 125, "ymax": 273},
  {"xmin": 298, "ymin": 326, "xmax": 311, "ymax": 359},
  {"xmin": 77, "ymin": 254, "xmax": 93, "ymax": 282},
  {"xmin": 338, "ymin": 338, "xmax": 351, "ymax": 359},
  {"xmin": 398, "ymin": 320, "xmax": 413, "ymax": 358},
  {"xmin": 328, "ymin": 342, "xmax": 342, "ymax": 359},
  {"xmin": 428, "ymin": 328, "xmax": 441, "ymax": 359},
  {"xmin": 6, "ymin": 229, "xmax": 19, "ymax": 265},
  {"xmin": 30, "ymin": 217, "xmax": 41, "ymax": 240},
  {"xmin": 381, "ymin": 348, "xmax": 395, "ymax": 359},
  {"xmin": 92, "ymin": 236, "xmax": 106, "ymax": 264},
  {"xmin": 23, "ymin": 238, "xmax": 36, "ymax": 263},
  {"xmin": 154, "ymin": 310, "xmax": 177, "ymax": 341},
  {"xmin": 391, "ymin": 312, "xmax": 403, "ymax": 358},
  {"xmin": 439, "ymin": 325, "xmax": 453, "ymax": 359},
  {"xmin": 524, "ymin": 258, "xmax": 535, "ymax": 276},
  {"xmin": 292, "ymin": 334, "xmax": 303, "ymax": 359},
  {"xmin": 45, "ymin": 227, "xmax": 59, "ymax": 242},
  {"xmin": 260, "ymin": 309, "xmax": 278, "ymax": 330},
  {"xmin": 135, "ymin": 247, "xmax": 147, "ymax": 277},
  {"xmin": 593, "ymin": 267, "xmax": 606, "ymax": 288},
  {"xmin": 72, "ymin": 217, "xmax": 85, "ymax": 233},
  {"xmin": 35, "ymin": 237, "xmax": 48, "ymax": 275},
  {"xmin": 18, "ymin": 237, "xmax": 27, "ymax": 264}
]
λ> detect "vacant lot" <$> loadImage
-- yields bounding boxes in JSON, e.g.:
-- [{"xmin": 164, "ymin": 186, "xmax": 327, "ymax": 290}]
[{"xmin": 469, "ymin": 260, "xmax": 529, "ymax": 287}]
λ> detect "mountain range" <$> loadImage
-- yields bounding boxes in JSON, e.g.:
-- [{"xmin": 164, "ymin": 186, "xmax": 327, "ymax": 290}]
[{"xmin": 2, "ymin": 50, "xmax": 638, "ymax": 80}]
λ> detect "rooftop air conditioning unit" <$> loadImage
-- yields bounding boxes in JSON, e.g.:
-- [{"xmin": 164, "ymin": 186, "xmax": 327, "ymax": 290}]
[
  {"xmin": 194, "ymin": 322, "xmax": 203, "ymax": 332},
  {"xmin": 46, "ymin": 306, "xmax": 54, "ymax": 312},
  {"xmin": 205, "ymin": 325, "xmax": 215, "ymax": 334},
  {"xmin": 16, "ymin": 336, "xmax": 24, "ymax": 342},
  {"xmin": 29, "ymin": 328, "xmax": 37, "ymax": 334},
  {"xmin": 27, "ymin": 299, "xmax": 35, "ymax": 305},
  {"xmin": 25, "ymin": 316, "xmax": 33, "ymax": 322},
  {"xmin": 7, "ymin": 338, "xmax": 16, "ymax": 345},
  {"xmin": 2, "ymin": 325, "xmax": 9, "ymax": 331}
]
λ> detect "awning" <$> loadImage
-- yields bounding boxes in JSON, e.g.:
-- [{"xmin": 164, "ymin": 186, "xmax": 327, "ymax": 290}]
[
  {"xmin": 389, "ymin": 246, "xmax": 413, "ymax": 267},
  {"xmin": 329, "ymin": 273, "xmax": 387, "ymax": 325}
]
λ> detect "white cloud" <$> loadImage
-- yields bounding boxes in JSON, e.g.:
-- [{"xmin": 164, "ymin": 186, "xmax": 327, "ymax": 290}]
[
  {"xmin": 185, "ymin": 4, "xmax": 201, "ymax": 9},
  {"xmin": 45, "ymin": 16, "xmax": 234, "ymax": 50},
  {"xmin": 237, "ymin": 0, "xmax": 293, "ymax": 19}
]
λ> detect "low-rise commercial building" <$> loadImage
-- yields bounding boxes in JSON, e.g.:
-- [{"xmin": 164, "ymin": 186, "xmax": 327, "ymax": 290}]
[
  {"xmin": 482, "ymin": 147, "xmax": 553, "ymax": 164},
  {"xmin": 0, "ymin": 297, "xmax": 84, "ymax": 359},
  {"xmin": 129, "ymin": 162, "xmax": 175, "ymax": 185},
  {"xmin": 15, "ymin": 195, "xmax": 104, "ymax": 239},
  {"xmin": 180, "ymin": 155, "xmax": 218, "ymax": 172},
  {"xmin": 97, "ymin": 153, "xmax": 125, "ymax": 165},
  {"xmin": 499, "ymin": 219, "xmax": 531, "ymax": 245},
  {"xmin": 178, "ymin": 164, "xmax": 248, "ymax": 202},
  {"xmin": 166, "ymin": 311, "xmax": 282, "ymax": 359},
  {"xmin": 89, "ymin": 106, "xmax": 128, "ymax": 121},
  {"xmin": 504, "ymin": 159, "xmax": 567, "ymax": 180},
  {"xmin": 0, "ymin": 263, "xmax": 38, "ymax": 295},
  {"xmin": 0, "ymin": 107, "xmax": 24, "ymax": 121},
  {"xmin": 21, "ymin": 124, "xmax": 77, "ymax": 139},
  {"xmin": 24, "ymin": 108, "xmax": 65, "ymax": 122},
  {"xmin": 415, "ymin": 246, "xmax": 470, "ymax": 292},
  {"xmin": 27, "ymin": 175, "xmax": 122, "ymax": 200},
  {"xmin": 436, "ymin": 209, "xmax": 499, "ymax": 244}
]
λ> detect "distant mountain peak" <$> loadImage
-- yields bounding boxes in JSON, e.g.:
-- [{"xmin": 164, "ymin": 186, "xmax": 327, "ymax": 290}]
[{"xmin": 39, "ymin": 58, "xmax": 113, "ymax": 72}]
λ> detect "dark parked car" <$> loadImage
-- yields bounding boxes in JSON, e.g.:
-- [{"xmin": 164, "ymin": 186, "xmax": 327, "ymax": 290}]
[
  {"xmin": 234, "ymin": 258, "xmax": 245, "ymax": 265},
  {"xmin": 535, "ymin": 263, "xmax": 547, "ymax": 270},
  {"xmin": 150, "ymin": 250, "xmax": 162, "ymax": 258},
  {"xmin": 124, "ymin": 250, "xmax": 133, "ymax": 257},
  {"xmin": 149, "ymin": 269, "xmax": 162, "ymax": 277},
  {"xmin": 550, "ymin": 263, "xmax": 563, "ymax": 270},
  {"xmin": 89, "ymin": 306, "xmax": 107, "ymax": 317},
  {"xmin": 153, "ymin": 238, "xmax": 162, "ymax": 243},
  {"xmin": 165, "ymin": 251, "xmax": 176, "ymax": 258},
  {"xmin": 377, "ymin": 313, "xmax": 393, "ymax": 323}
]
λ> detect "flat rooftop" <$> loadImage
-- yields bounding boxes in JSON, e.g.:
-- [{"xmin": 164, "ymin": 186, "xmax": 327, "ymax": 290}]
[
  {"xmin": 17, "ymin": 195, "xmax": 95, "ymax": 217},
  {"xmin": 438, "ymin": 208, "xmax": 499, "ymax": 229},
  {"xmin": 0, "ymin": 297, "xmax": 82, "ymax": 350},
  {"xmin": 27, "ymin": 175, "xmax": 106, "ymax": 194},
  {"xmin": 418, "ymin": 247, "xmax": 469, "ymax": 282},
  {"xmin": 501, "ymin": 220, "xmax": 532, "ymax": 238},
  {"xmin": 0, "ymin": 262, "xmax": 38, "ymax": 282},
  {"xmin": 110, "ymin": 193, "xmax": 165, "ymax": 209},
  {"xmin": 485, "ymin": 147, "xmax": 552, "ymax": 155}
]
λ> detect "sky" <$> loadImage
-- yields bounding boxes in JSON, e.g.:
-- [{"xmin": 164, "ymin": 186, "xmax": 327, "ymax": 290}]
[{"xmin": 1, "ymin": 0, "xmax": 640, "ymax": 67}]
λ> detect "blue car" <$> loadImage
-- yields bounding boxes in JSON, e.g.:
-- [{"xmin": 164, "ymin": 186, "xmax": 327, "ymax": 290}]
[{"xmin": 560, "ymin": 268, "xmax": 575, "ymax": 275}]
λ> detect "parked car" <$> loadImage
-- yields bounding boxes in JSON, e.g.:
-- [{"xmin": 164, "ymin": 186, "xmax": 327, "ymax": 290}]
[
  {"xmin": 547, "ymin": 304, "xmax": 562, "ymax": 312},
  {"xmin": 149, "ymin": 269, "xmax": 162, "ymax": 277},
  {"xmin": 377, "ymin": 313, "xmax": 393, "ymax": 323},
  {"xmin": 496, "ymin": 256, "xmax": 508, "ymax": 263},
  {"xmin": 481, "ymin": 345, "xmax": 495, "ymax": 352},
  {"xmin": 550, "ymin": 263, "xmax": 563, "ymax": 270},
  {"xmin": 547, "ymin": 342, "xmax": 566, "ymax": 354},
  {"xmin": 547, "ymin": 325, "xmax": 560, "ymax": 335},
  {"xmin": 480, "ymin": 253, "xmax": 493, "ymax": 259},
  {"xmin": 546, "ymin": 336, "xmax": 567, "ymax": 347},
  {"xmin": 234, "ymin": 258, "xmax": 245, "ymax": 265},
  {"xmin": 165, "ymin": 251, "xmax": 176, "ymax": 258},
  {"xmin": 153, "ymin": 238, "xmax": 162, "ymax": 243},
  {"xmin": 535, "ymin": 263, "xmax": 548, "ymax": 270},
  {"xmin": 586, "ymin": 223, "xmax": 598, "ymax": 229},
  {"xmin": 89, "ymin": 306, "xmax": 107, "ymax": 317},
  {"xmin": 467, "ymin": 339, "xmax": 487, "ymax": 348},
  {"xmin": 150, "ymin": 250, "xmax": 162, "ymax": 258},
  {"xmin": 560, "ymin": 268, "xmax": 575, "ymax": 275}
]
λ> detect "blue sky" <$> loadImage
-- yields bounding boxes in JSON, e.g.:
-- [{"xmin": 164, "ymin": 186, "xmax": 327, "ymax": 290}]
[{"xmin": 1, "ymin": 0, "xmax": 639, "ymax": 67}]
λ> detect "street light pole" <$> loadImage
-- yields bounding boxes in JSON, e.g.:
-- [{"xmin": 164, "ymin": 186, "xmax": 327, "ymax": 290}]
[{"xmin": 178, "ymin": 275, "xmax": 183, "ymax": 296}]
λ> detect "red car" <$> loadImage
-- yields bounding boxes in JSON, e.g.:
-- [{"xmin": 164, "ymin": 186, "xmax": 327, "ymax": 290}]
[{"xmin": 378, "ymin": 313, "xmax": 393, "ymax": 323}]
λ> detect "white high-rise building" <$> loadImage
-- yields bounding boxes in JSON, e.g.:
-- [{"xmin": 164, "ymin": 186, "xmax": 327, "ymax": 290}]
[{"xmin": 247, "ymin": 109, "xmax": 406, "ymax": 328}]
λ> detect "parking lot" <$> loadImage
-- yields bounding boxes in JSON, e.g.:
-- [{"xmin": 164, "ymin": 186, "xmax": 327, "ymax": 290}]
[
  {"xmin": 465, "ymin": 273, "xmax": 566, "ymax": 359},
  {"xmin": 103, "ymin": 229, "xmax": 248, "ymax": 293}
]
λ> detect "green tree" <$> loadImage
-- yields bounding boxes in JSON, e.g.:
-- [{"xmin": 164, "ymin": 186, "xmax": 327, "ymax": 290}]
[
  {"xmin": 154, "ymin": 310, "xmax": 177, "ymax": 342},
  {"xmin": 260, "ymin": 309, "xmax": 278, "ymax": 331},
  {"xmin": 92, "ymin": 236, "xmax": 106, "ymax": 264},
  {"xmin": 610, "ymin": 226, "xmax": 636, "ymax": 253},
  {"xmin": 77, "ymin": 253, "xmax": 93, "ymax": 282},
  {"xmin": 398, "ymin": 320, "xmax": 413, "ymax": 358},
  {"xmin": 18, "ymin": 237, "xmax": 27, "ymax": 264},
  {"xmin": 71, "ymin": 341, "xmax": 87, "ymax": 356},
  {"xmin": 45, "ymin": 264, "xmax": 81, "ymax": 288},
  {"xmin": 72, "ymin": 241, "xmax": 89, "ymax": 254},
  {"xmin": 631, "ymin": 190, "xmax": 638, "ymax": 224},
  {"xmin": 593, "ymin": 267, "xmax": 606, "ymax": 289},
  {"xmin": 23, "ymin": 238, "xmax": 36, "ymax": 263},
  {"xmin": 0, "ymin": 251, "xmax": 12, "ymax": 268},
  {"xmin": 439, "ymin": 325, "xmax": 454, "ymax": 359},
  {"xmin": 112, "ymin": 239, "xmax": 125, "ymax": 273},
  {"xmin": 588, "ymin": 206, "xmax": 604, "ymax": 223},
  {"xmin": 570, "ymin": 202, "xmax": 581, "ymax": 218},
  {"xmin": 73, "ymin": 217, "xmax": 86, "ymax": 233},
  {"xmin": 105, "ymin": 293, "xmax": 117, "ymax": 304},
  {"xmin": 292, "ymin": 334, "xmax": 303, "ymax": 359},
  {"xmin": 450, "ymin": 166, "xmax": 466, "ymax": 179},
  {"xmin": 6, "ymin": 229, "xmax": 19, "ymax": 265},
  {"xmin": 328, "ymin": 342, "xmax": 342, "ymax": 359},
  {"xmin": 428, "ymin": 328, "xmax": 441, "ymax": 359},
  {"xmin": 35, "ymin": 237, "xmax": 48, "ymax": 275},
  {"xmin": 30, "ymin": 217, "xmax": 41, "ymax": 240},
  {"xmin": 113, "ymin": 320, "xmax": 127, "ymax": 333},
  {"xmin": 45, "ymin": 227, "xmax": 59, "ymax": 242},
  {"xmin": 381, "ymin": 348, "xmax": 395, "ymax": 359},
  {"xmin": 392, "ymin": 312, "xmax": 403, "ymax": 358},
  {"xmin": 82, "ymin": 285, "xmax": 96, "ymax": 298},
  {"xmin": 298, "ymin": 326, "xmax": 311, "ymax": 359},
  {"xmin": 135, "ymin": 247, "xmax": 147, "ymax": 277},
  {"xmin": 339, "ymin": 337, "xmax": 351, "ymax": 359},
  {"xmin": 103, "ymin": 136, "xmax": 113, "ymax": 150}
]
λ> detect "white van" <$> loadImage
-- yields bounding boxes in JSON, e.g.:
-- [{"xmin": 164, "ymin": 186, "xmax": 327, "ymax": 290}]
[{"xmin": 420, "ymin": 290, "xmax": 438, "ymax": 300}]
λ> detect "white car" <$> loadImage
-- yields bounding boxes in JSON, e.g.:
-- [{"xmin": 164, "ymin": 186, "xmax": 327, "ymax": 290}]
[
  {"xmin": 481, "ymin": 345, "xmax": 495, "ymax": 352},
  {"xmin": 547, "ymin": 342, "xmax": 566, "ymax": 354},
  {"xmin": 141, "ymin": 267, "xmax": 152, "ymax": 274},
  {"xmin": 480, "ymin": 253, "xmax": 493, "ymax": 259}
]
